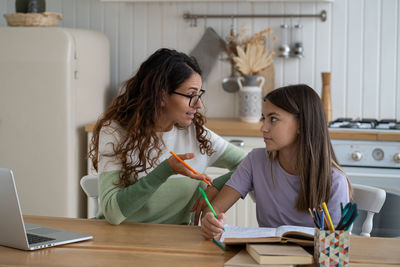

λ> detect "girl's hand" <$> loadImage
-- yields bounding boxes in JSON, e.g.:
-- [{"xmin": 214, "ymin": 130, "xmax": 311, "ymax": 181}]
[
  {"xmin": 168, "ymin": 153, "xmax": 211, "ymax": 182},
  {"xmin": 190, "ymin": 185, "xmax": 219, "ymax": 225},
  {"xmin": 201, "ymin": 211, "xmax": 226, "ymax": 240}
]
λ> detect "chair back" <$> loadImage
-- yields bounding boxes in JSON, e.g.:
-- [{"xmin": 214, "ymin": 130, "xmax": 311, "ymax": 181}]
[
  {"xmin": 80, "ymin": 174, "xmax": 99, "ymax": 218},
  {"xmin": 351, "ymin": 183, "xmax": 386, "ymax": 237}
]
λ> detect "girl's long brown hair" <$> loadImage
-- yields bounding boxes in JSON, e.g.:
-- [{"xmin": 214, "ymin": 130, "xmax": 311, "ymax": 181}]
[
  {"xmin": 264, "ymin": 84, "xmax": 351, "ymax": 211},
  {"xmin": 89, "ymin": 48, "xmax": 214, "ymax": 187}
]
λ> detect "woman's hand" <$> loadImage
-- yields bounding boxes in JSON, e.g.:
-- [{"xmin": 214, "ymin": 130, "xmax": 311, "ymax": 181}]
[
  {"xmin": 168, "ymin": 153, "xmax": 211, "ymax": 182},
  {"xmin": 190, "ymin": 185, "xmax": 219, "ymax": 225},
  {"xmin": 201, "ymin": 211, "xmax": 226, "ymax": 240}
]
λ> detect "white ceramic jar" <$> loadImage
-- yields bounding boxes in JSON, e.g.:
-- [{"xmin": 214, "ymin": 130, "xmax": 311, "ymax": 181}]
[{"xmin": 237, "ymin": 75, "xmax": 265, "ymax": 123}]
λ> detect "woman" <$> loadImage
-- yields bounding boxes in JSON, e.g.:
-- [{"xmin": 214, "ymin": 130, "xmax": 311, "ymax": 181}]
[{"xmin": 89, "ymin": 48, "xmax": 247, "ymax": 225}]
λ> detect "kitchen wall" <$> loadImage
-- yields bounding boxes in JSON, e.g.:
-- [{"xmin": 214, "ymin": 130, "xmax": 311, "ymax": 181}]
[{"xmin": 1, "ymin": 0, "xmax": 399, "ymax": 120}]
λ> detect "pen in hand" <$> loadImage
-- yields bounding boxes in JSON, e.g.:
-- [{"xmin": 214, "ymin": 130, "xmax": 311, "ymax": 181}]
[
  {"xmin": 169, "ymin": 151, "xmax": 211, "ymax": 186},
  {"xmin": 199, "ymin": 187, "xmax": 225, "ymax": 231}
]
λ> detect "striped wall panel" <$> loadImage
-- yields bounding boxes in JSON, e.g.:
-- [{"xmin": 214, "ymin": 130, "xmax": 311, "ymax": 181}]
[{"xmin": 1, "ymin": 0, "xmax": 398, "ymax": 120}]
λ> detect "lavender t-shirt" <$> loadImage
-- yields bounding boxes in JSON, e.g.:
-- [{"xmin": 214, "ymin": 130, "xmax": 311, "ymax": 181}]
[{"xmin": 225, "ymin": 148, "xmax": 349, "ymax": 228}]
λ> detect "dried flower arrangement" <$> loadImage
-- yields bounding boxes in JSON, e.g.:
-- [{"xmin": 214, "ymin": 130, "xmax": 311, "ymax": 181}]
[{"xmin": 225, "ymin": 25, "xmax": 276, "ymax": 76}]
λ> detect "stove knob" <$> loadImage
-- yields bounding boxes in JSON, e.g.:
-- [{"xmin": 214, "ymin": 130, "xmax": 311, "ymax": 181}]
[
  {"xmin": 372, "ymin": 148, "xmax": 384, "ymax": 161},
  {"xmin": 394, "ymin": 153, "xmax": 400, "ymax": 163},
  {"xmin": 351, "ymin": 151, "xmax": 363, "ymax": 161}
]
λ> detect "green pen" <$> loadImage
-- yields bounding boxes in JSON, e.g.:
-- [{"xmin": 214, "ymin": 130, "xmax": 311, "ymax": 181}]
[
  {"xmin": 340, "ymin": 202, "xmax": 344, "ymax": 216},
  {"xmin": 198, "ymin": 187, "xmax": 225, "ymax": 231},
  {"xmin": 212, "ymin": 238, "xmax": 226, "ymax": 251}
]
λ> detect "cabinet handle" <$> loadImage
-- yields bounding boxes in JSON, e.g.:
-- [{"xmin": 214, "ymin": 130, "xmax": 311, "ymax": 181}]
[{"xmin": 229, "ymin": 139, "xmax": 244, "ymax": 147}]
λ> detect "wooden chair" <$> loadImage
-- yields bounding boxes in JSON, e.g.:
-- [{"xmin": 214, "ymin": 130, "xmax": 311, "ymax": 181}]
[
  {"xmin": 351, "ymin": 183, "xmax": 386, "ymax": 237},
  {"xmin": 80, "ymin": 174, "xmax": 99, "ymax": 218}
]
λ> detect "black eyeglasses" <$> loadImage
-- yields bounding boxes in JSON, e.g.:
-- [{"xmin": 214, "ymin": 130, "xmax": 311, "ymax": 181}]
[{"xmin": 171, "ymin": 89, "xmax": 205, "ymax": 107}]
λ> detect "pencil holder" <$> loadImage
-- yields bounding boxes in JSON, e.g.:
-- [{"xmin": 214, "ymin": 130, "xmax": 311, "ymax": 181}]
[{"xmin": 314, "ymin": 229, "xmax": 350, "ymax": 267}]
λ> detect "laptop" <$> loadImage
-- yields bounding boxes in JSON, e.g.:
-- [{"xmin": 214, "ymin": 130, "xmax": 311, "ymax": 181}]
[{"xmin": 0, "ymin": 168, "xmax": 93, "ymax": 250}]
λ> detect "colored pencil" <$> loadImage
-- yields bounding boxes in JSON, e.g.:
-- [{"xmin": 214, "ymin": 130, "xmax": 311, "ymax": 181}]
[
  {"xmin": 308, "ymin": 208, "xmax": 320, "ymax": 228},
  {"xmin": 308, "ymin": 208, "xmax": 314, "ymax": 218},
  {"xmin": 323, "ymin": 215, "xmax": 329, "ymax": 230},
  {"xmin": 212, "ymin": 238, "xmax": 226, "ymax": 251},
  {"xmin": 169, "ymin": 151, "xmax": 211, "ymax": 186},
  {"xmin": 320, "ymin": 210, "xmax": 325, "ymax": 230},
  {"xmin": 322, "ymin": 202, "xmax": 335, "ymax": 231},
  {"xmin": 199, "ymin": 188, "xmax": 225, "ymax": 231},
  {"xmin": 340, "ymin": 202, "xmax": 344, "ymax": 216}
]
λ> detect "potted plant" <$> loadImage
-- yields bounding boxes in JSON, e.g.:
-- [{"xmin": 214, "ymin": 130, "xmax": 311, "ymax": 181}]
[
  {"xmin": 16, "ymin": 0, "xmax": 46, "ymax": 13},
  {"xmin": 4, "ymin": 0, "xmax": 62, "ymax": 27},
  {"xmin": 224, "ymin": 27, "xmax": 275, "ymax": 123}
]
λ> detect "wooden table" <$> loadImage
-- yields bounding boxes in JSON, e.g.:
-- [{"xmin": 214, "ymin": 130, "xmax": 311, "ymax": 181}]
[
  {"xmin": 0, "ymin": 216, "xmax": 235, "ymax": 266},
  {"xmin": 0, "ymin": 216, "xmax": 399, "ymax": 266}
]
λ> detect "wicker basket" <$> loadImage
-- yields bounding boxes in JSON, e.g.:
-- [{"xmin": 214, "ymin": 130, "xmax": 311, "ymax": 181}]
[{"xmin": 4, "ymin": 12, "xmax": 62, "ymax": 27}]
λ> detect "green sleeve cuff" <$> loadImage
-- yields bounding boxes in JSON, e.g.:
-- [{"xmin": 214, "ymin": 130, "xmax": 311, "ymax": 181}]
[{"xmin": 211, "ymin": 171, "xmax": 234, "ymax": 190}]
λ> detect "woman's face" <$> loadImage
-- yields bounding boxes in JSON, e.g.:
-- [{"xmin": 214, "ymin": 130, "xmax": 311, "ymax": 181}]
[
  {"xmin": 260, "ymin": 100, "xmax": 299, "ymax": 153},
  {"xmin": 160, "ymin": 72, "xmax": 203, "ymax": 131}
]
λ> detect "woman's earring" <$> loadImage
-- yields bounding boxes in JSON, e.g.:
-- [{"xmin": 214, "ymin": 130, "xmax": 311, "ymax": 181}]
[{"xmin": 160, "ymin": 92, "xmax": 167, "ymax": 107}]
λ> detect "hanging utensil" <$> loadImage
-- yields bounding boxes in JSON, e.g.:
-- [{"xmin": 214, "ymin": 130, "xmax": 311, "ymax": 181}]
[
  {"xmin": 222, "ymin": 21, "xmax": 240, "ymax": 93},
  {"xmin": 222, "ymin": 63, "xmax": 240, "ymax": 93},
  {"xmin": 190, "ymin": 27, "xmax": 226, "ymax": 81}
]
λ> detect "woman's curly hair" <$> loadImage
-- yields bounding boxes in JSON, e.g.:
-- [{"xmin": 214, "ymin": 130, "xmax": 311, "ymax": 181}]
[{"xmin": 89, "ymin": 48, "xmax": 214, "ymax": 187}]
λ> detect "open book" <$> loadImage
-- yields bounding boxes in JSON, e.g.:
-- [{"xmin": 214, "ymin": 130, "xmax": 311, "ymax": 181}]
[{"xmin": 219, "ymin": 225, "xmax": 315, "ymax": 247}]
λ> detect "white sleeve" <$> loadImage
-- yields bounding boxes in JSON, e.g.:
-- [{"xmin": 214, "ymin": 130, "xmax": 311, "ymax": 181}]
[
  {"xmin": 205, "ymin": 127, "xmax": 229, "ymax": 166},
  {"xmin": 98, "ymin": 123, "xmax": 124, "ymax": 172}
]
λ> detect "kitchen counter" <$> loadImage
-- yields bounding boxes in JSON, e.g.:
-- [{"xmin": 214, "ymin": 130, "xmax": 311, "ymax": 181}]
[
  {"xmin": 85, "ymin": 118, "xmax": 400, "ymax": 141},
  {"xmin": 84, "ymin": 118, "xmax": 262, "ymax": 136}
]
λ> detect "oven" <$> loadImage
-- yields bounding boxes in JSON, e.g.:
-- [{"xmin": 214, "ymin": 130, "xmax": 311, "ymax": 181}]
[{"xmin": 329, "ymin": 119, "xmax": 400, "ymax": 237}]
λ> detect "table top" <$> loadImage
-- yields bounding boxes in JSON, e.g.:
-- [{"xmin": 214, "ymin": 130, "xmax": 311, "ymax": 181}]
[
  {"xmin": 0, "ymin": 216, "xmax": 235, "ymax": 266},
  {"xmin": 0, "ymin": 216, "xmax": 399, "ymax": 266},
  {"xmin": 21, "ymin": 216, "xmax": 228, "ymax": 255}
]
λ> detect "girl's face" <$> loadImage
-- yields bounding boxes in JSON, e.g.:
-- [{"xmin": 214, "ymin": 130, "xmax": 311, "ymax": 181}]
[
  {"xmin": 260, "ymin": 100, "xmax": 300, "ymax": 153},
  {"xmin": 159, "ymin": 73, "xmax": 203, "ymax": 131}
]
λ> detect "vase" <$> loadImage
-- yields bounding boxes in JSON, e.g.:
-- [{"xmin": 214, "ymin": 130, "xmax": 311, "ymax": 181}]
[{"xmin": 237, "ymin": 75, "xmax": 265, "ymax": 123}]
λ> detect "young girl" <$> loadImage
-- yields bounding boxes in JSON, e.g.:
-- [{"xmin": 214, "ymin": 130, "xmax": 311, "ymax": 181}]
[{"xmin": 201, "ymin": 84, "xmax": 350, "ymax": 239}]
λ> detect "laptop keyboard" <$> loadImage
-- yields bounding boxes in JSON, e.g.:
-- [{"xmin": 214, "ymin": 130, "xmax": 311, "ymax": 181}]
[{"xmin": 27, "ymin": 233, "xmax": 55, "ymax": 244}]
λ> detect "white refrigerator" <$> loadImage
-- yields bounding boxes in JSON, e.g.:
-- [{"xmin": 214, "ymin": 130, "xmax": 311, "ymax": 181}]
[{"xmin": 0, "ymin": 27, "xmax": 109, "ymax": 218}]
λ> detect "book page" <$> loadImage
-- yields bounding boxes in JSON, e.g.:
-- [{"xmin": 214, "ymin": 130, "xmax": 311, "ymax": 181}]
[
  {"xmin": 220, "ymin": 225, "xmax": 278, "ymax": 242},
  {"xmin": 275, "ymin": 225, "xmax": 315, "ymax": 237}
]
